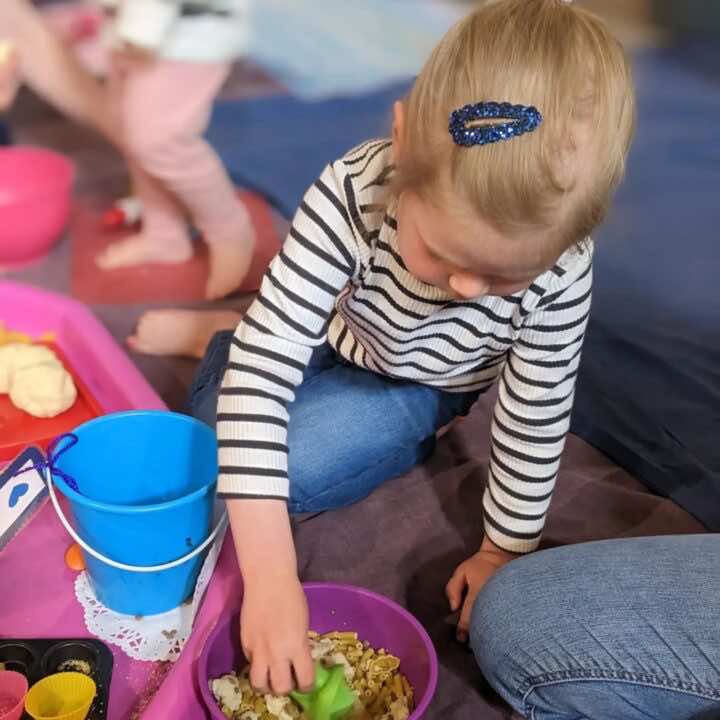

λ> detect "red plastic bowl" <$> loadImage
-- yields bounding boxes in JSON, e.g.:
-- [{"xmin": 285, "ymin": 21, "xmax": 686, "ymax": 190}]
[
  {"xmin": 0, "ymin": 670, "xmax": 28, "ymax": 720},
  {"xmin": 199, "ymin": 583, "xmax": 439, "ymax": 719},
  {"xmin": 0, "ymin": 147, "xmax": 74, "ymax": 268}
]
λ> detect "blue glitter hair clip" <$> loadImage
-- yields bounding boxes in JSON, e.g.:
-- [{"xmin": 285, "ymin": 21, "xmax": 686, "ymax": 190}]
[{"xmin": 448, "ymin": 102, "xmax": 543, "ymax": 147}]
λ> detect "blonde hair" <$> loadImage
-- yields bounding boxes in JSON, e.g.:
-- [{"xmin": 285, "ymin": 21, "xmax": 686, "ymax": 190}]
[{"xmin": 398, "ymin": 0, "xmax": 636, "ymax": 256}]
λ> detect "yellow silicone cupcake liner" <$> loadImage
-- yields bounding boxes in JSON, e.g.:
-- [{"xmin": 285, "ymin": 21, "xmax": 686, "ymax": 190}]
[{"xmin": 25, "ymin": 672, "xmax": 96, "ymax": 720}]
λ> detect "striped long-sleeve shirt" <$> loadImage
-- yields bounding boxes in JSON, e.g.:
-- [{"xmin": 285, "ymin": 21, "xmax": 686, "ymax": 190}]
[{"xmin": 217, "ymin": 140, "xmax": 593, "ymax": 553}]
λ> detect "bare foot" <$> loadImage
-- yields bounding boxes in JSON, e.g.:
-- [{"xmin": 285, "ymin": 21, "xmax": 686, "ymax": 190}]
[
  {"xmin": 205, "ymin": 211, "xmax": 256, "ymax": 300},
  {"xmin": 96, "ymin": 233, "xmax": 193, "ymax": 270},
  {"xmin": 127, "ymin": 309, "xmax": 242, "ymax": 358}
]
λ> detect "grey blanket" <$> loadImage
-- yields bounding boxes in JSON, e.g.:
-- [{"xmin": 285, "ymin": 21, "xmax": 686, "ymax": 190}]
[{"xmin": 293, "ymin": 391, "xmax": 704, "ymax": 719}]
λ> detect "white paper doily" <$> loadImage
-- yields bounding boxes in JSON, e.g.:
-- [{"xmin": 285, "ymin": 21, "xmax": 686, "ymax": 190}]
[{"xmin": 74, "ymin": 521, "xmax": 227, "ymax": 662}]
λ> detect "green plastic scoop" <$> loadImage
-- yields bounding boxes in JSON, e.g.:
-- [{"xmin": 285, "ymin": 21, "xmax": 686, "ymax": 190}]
[{"xmin": 290, "ymin": 662, "xmax": 356, "ymax": 720}]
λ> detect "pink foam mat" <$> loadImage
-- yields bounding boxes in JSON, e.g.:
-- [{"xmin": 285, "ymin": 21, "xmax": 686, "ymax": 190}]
[
  {"xmin": 0, "ymin": 281, "xmax": 170, "ymax": 718},
  {"xmin": 139, "ymin": 535, "xmax": 243, "ymax": 720},
  {"xmin": 0, "ymin": 512, "xmax": 241, "ymax": 720},
  {"xmin": 0, "ymin": 500, "xmax": 173, "ymax": 719}
]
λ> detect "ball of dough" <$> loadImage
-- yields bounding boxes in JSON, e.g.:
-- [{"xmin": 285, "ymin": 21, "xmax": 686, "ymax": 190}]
[
  {"xmin": 0, "ymin": 343, "xmax": 61, "ymax": 393},
  {"xmin": 9, "ymin": 361, "xmax": 78, "ymax": 418}
]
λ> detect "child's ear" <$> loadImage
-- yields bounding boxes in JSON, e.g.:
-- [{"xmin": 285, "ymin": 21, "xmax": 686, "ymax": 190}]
[
  {"xmin": 449, "ymin": 273, "xmax": 489, "ymax": 299},
  {"xmin": 392, "ymin": 101, "xmax": 406, "ymax": 162}
]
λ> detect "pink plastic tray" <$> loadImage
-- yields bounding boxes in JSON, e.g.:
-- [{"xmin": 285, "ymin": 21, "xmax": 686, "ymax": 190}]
[
  {"xmin": 0, "ymin": 283, "xmax": 245, "ymax": 719},
  {"xmin": 0, "ymin": 281, "xmax": 165, "ymax": 417},
  {"xmin": 0, "ymin": 282, "xmax": 170, "ymax": 719}
]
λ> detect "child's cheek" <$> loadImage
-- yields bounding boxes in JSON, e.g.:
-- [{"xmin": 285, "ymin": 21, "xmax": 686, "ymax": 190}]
[
  {"xmin": 406, "ymin": 256, "xmax": 446, "ymax": 288},
  {"xmin": 397, "ymin": 232, "xmax": 443, "ymax": 287}
]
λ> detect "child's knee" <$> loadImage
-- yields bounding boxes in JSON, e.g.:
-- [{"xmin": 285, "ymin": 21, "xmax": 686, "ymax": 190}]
[{"xmin": 188, "ymin": 330, "xmax": 234, "ymax": 426}]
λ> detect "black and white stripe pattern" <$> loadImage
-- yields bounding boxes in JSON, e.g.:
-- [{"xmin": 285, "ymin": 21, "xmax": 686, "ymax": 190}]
[{"xmin": 218, "ymin": 141, "xmax": 593, "ymax": 553}]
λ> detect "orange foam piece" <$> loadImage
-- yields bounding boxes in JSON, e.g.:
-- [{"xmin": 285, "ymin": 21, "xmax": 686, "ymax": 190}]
[{"xmin": 64, "ymin": 543, "xmax": 86, "ymax": 571}]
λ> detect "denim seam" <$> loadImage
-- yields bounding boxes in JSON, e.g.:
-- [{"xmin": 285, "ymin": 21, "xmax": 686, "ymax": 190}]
[{"xmin": 521, "ymin": 667, "xmax": 720, "ymax": 717}]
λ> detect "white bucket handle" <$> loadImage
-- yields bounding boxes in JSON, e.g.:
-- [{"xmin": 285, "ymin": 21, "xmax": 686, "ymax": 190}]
[{"xmin": 45, "ymin": 466, "xmax": 227, "ymax": 574}]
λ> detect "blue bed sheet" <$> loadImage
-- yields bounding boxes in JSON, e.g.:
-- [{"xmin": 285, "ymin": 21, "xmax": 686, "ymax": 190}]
[
  {"xmin": 206, "ymin": 44, "xmax": 719, "ymax": 529},
  {"xmin": 207, "ymin": 81, "xmax": 410, "ymax": 218}
]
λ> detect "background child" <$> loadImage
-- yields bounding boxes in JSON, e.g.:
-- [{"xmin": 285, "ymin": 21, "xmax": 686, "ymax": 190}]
[
  {"xmin": 95, "ymin": 0, "xmax": 256, "ymax": 300},
  {"xmin": 187, "ymin": 0, "xmax": 634, "ymax": 694}
]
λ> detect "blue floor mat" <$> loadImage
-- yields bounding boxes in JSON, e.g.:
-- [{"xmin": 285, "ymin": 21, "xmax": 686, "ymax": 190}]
[
  {"xmin": 207, "ymin": 81, "xmax": 410, "ymax": 218},
  {"xmin": 207, "ymin": 43, "xmax": 719, "ymax": 529}
]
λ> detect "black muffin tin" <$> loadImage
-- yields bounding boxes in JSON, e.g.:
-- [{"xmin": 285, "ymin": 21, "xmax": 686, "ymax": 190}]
[{"xmin": 0, "ymin": 638, "xmax": 113, "ymax": 719}]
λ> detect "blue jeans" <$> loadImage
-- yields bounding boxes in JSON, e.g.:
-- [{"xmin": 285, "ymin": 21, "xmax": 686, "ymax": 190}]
[
  {"xmin": 189, "ymin": 330, "xmax": 479, "ymax": 512},
  {"xmin": 471, "ymin": 535, "xmax": 720, "ymax": 720}
]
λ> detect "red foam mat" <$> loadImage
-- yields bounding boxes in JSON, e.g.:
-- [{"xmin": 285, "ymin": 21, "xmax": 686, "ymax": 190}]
[{"xmin": 71, "ymin": 190, "xmax": 280, "ymax": 304}]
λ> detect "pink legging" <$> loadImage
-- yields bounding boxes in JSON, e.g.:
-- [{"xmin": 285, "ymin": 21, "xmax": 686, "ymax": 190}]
[{"xmin": 108, "ymin": 56, "xmax": 245, "ymax": 251}]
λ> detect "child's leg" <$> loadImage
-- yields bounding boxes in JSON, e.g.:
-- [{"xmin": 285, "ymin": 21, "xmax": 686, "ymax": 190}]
[
  {"xmin": 285, "ymin": 362, "xmax": 476, "ymax": 512},
  {"xmin": 108, "ymin": 58, "xmax": 254, "ymax": 298},
  {"xmin": 96, "ymin": 55, "xmax": 196, "ymax": 269},
  {"xmin": 189, "ymin": 333, "xmax": 478, "ymax": 511},
  {"xmin": 95, "ymin": 157, "xmax": 194, "ymax": 269}
]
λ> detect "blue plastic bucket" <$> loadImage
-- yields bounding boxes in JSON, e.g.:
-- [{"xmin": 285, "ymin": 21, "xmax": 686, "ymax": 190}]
[{"xmin": 51, "ymin": 411, "xmax": 218, "ymax": 616}]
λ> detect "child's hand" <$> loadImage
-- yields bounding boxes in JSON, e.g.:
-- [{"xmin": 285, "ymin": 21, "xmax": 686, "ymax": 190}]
[
  {"xmin": 446, "ymin": 537, "xmax": 518, "ymax": 643},
  {"xmin": 227, "ymin": 498, "xmax": 315, "ymax": 695},
  {"xmin": 241, "ymin": 571, "xmax": 314, "ymax": 695},
  {"xmin": 0, "ymin": 43, "xmax": 20, "ymax": 111}
]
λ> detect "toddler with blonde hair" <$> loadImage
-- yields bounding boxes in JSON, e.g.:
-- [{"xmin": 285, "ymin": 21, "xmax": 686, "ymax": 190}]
[{"xmin": 186, "ymin": 0, "xmax": 635, "ymax": 697}]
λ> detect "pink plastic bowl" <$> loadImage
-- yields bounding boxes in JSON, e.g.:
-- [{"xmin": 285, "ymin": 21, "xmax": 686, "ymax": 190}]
[
  {"xmin": 199, "ymin": 583, "xmax": 439, "ymax": 719},
  {"xmin": 0, "ymin": 146, "xmax": 74, "ymax": 267},
  {"xmin": 0, "ymin": 670, "xmax": 29, "ymax": 720}
]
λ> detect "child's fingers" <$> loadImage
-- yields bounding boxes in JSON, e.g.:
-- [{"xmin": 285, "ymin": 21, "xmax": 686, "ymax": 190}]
[
  {"xmin": 457, "ymin": 594, "xmax": 473, "ymax": 644},
  {"xmin": 445, "ymin": 567, "xmax": 467, "ymax": 612},
  {"xmin": 249, "ymin": 655, "xmax": 270, "ymax": 694},
  {"xmin": 0, "ymin": 41, "xmax": 16, "ymax": 66},
  {"xmin": 293, "ymin": 646, "xmax": 316, "ymax": 693},
  {"xmin": 240, "ymin": 632, "xmax": 252, "ymax": 664},
  {"xmin": 3, "ymin": 52, "xmax": 17, "ymax": 73},
  {"xmin": 0, "ymin": 48, "xmax": 19, "ymax": 112},
  {"xmin": 269, "ymin": 659, "xmax": 293, "ymax": 696}
]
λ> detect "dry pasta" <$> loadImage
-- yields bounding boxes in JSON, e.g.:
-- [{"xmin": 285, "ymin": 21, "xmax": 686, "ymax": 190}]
[{"xmin": 211, "ymin": 631, "xmax": 414, "ymax": 720}]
